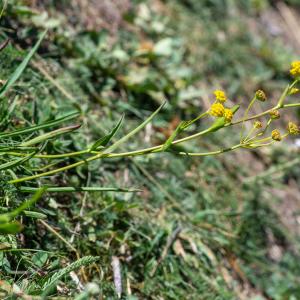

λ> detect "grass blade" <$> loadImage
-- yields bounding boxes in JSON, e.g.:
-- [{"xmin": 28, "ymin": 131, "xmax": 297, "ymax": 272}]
[
  {"xmin": 0, "ymin": 30, "xmax": 47, "ymax": 99},
  {"xmin": 20, "ymin": 124, "xmax": 81, "ymax": 147},
  {"xmin": 0, "ymin": 151, "xmax": 36, "ymax": 171},
  {"xmin": 0, "ymin": 111, "xmax": 80, "ymax": 139},
  {"xmin": 19, "ymin": 186, "xmax": 141, "ymax": 193},
  {"xmin": 0, "ymin": 187, "xmax": 46, "ymax": 223}
]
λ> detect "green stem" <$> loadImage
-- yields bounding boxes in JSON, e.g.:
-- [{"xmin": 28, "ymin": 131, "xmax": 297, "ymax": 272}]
[
  {"xmin": 183, "ymin": 111, "xmax": 209, "ymax": 128},
  {"xmin": 8, "ymin": 140, "xmax": 239, "ymax": 183},
  {"xmin": 8, "ymin": 102, "xmax": 300, "ymax": 184},
  {"xmin": 175, "ymin": 144, "xmax": 242, "ymax": 156},
  {"xmin": 231, "ymin": 102, "xmax": 300, "ymax": 125},
  {"xmin": 6, "ymin": 149, "xmax": 91, "ymax": 159},
  {"xmin": 240, "ymin": 96, "xmax": 256, "ymax": 141},
  {"xmin": 277, "ymin": 80, "xmax": 298, "ymax": 108},
  {"xmin": 20, "ymin": 186, "xmax": 140, "ymax": 193},
  {"xmin": 282, "ymin": 103, "xmax": 300, "ymax": 108}
]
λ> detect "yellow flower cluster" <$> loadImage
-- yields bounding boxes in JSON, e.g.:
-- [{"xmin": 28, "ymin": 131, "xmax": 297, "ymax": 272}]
[
  {"xmin": 271, "ymin": 129, "xmax": 281, "ymax": 141},
  {"xmin": 209, "ymin": 90, "xmax": 233, "ymax": 123},
  {"xmin": 269, "ymin": 109, "xmax": 280, "ymax": 120},
  {"xmin": 289, "ymin": 88, "xmax": 300, "ymax": 95},
  {"xmin": 214, "ymin": 90, "xmax": 227, "ymax": 103},
  {"xmin": 254, "ymin": 121, "xmax": 262, "ymax": 129},
  {"xmin": 290, "ymin": 61, "xmax": 300, "ymax": 78},
  {"xmin": 224, "ymin": 109, "xmax": 233, "ymax": 122},
  {"xmin": 210, "ymin": 103, "xmax": 225, "ymax": 117},
  {"xmin": 255, "ymin": 90, "xmax": 267, "ymax": 102},
  {"xmin": 287, "ymin": 122, "xmax": 300, "ymax": 135}
]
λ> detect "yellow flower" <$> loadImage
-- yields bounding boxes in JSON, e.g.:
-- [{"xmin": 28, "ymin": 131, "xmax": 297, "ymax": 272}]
[
  {"xmin": 210, "ymin": 102, "xmax": 225, "ymax": 117},
  {"xmin": 224, "ymin": 108, "xmax": 233, "ymax": 122},
  {"xmin": 271, "ymin": 129, "xmax": 281, "ymax": 141},
  {"xmin": 290, "ymin": 61, "xmax": 300, "ymax": 78},
  {"xmin": 289, "ymin": 87, "xmax": 300, "ymax": 95},
  {"xmin": 214, "ymin": 90, "xmax": 227, "ymax": 103},
  {"xmin": 287, "ymin": 122, "xmax": 300, "ymax": 135},
  {"xmin": 269, "ymin": 109, "xmax": 280, "ymax": 119},
  {"xmin": 255, "ymin": 89, "xmax": 267, "ymax": 102},
  {"xmin": 254, "ymin": 121, "xmax": 262, "ymax": 129}
]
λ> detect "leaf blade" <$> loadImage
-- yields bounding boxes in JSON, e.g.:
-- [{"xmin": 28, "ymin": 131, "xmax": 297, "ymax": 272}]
[
  {"xmin": 0, "ymin": 111, "xmax": 79, "ymax": 139},
  {"xmin": 105, "ymin": 101, "xmax": 166, "ymax": 153},
  {"xmin": 0, "ymin": 30, "xmax": 47, "ymax": 99},
  {"xmin": 90, "ymin": 114, "xmax": 124, "ymax": 150}
]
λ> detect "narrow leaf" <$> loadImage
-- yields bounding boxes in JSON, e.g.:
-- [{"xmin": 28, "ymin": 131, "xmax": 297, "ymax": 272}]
[
  {"xmin": 20, "ymin": 186, "xmax": 141, "ymax": 193},
  {"xmin": 0, "ymin": 30, "xmax": 47, "ymax": 98},
  {"xmin": 20, "ymin": 124, "xmax": 81, "ymax": 147},
  {"xmin": 231, "ymin": 104, "xmax": 240, "ymax": 114},
  {"xmin": 91, "ymin": 114, "xmax": 124, "ymax": 150},
  {"xmin": 0, "ymin": 187, "xmax": 46, "ymax": 223},
  {"xmin": 0, "ymin": 111, "xmax": 79, "ymax": 139},
  {"xmin": 23, "ymin": 210, "xmax": 47, "ymax": 219},
  {"xmin": 0, "ymin": 151, "xmax": 36, "ymax": 171},
  {"xmin": 0, "ymin": 222, "xmax": 22, "ymax": 234},
  {"xmin": 208, "ymin": 105, "xmax": 240, "ymax": 132},
  {"xmin": 105, "ymin": 101, "xmax": 166, "ymax": 153},
  {"xmin": 162, "ymin": 121, "xmax": 187, "ymax": 151}
]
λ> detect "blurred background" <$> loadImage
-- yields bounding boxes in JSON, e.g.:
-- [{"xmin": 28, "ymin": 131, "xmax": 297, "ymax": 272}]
[{"xmin": 1, "ymin": 0, "xmax": 300, "ymax": 299}]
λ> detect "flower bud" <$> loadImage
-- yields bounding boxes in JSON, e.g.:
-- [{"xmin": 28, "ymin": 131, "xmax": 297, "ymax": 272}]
[
  {"xmin": 287, "ymin": 122, "xmax": 300, "ymax": 135},
  {"xmin": 255, "ymin": 90, "xmax": 267, "ymax": 102},
  {"xmin": 269, "ymin": 109, "xmax": 280, "ymax": 120},
  {"xmin": 214, "ymin": 90, "xmax": 227, "ymax": 103},
  {"xmin": 224, "ymin": 108, "xmax": 233, "ymax": 123},
  {"xmin": 254, "ymin": 121, "xmax": 262, "ymax": 129},
  {"xmin": 289, "ymin": 88, "xmax": 300, "ymax": 95},
  {"xmin": 271, "ymin": 129, "xmax": 281, "ymax": 141}
]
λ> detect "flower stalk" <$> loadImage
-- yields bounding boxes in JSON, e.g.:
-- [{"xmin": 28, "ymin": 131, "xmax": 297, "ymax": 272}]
[{"xmin": 3, "ymin": 63, "xmax": 300, "ymax": 184}]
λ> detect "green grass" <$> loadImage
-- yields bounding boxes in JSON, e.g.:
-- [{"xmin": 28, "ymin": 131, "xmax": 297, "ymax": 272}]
[{"xmin": 0, "ymin": 0, "xmax": 300, "ymax": 299}]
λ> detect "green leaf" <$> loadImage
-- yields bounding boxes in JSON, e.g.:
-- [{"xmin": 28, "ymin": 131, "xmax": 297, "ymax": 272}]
[
  {"xmin": 162, "ymin": 121, "xmax": 187, "ymax": 151},
  {"xmin": 231, "ymin": 104, "xmax": 240, "ymax": 114},
  {"xmin": 208, "ymin": 105, "xmax": 240, "ymax": 132},
  {"xmin": 42, "ymin": 256, "xmax": 100, "ymax": 297},
  {"xmin": 20, "ymin": 124, "xmax": 81, "ymax": 147},
  {"xmin": 105, "ymin": 101, "xmax": 166, "ymax": 153},
  {"xmin": 0, "ymin": 111, "xmax": 79, "ymax": 139},
  {"xmin": 0, "ymin": 222, "xmax": 22, "ymax": 234},
  {"xmin": 162, "ymin": 111, "xmax": 209, "ymax": 151},
  {"xmin": 90, "ymin": 114, "xmax": 124, "ymax": 150},
  {"xmin": 32, "ymin": 251, "xmax": 48, "ymax": 268},
  {"xmin": 23, "ymin": 210, "xmax": 47, "ymax": 219},
  {"xmin": 0, "ymin": 187, "xmax": 46, "ymax": 223},
  {"xmin": 0, "ymin": 151, "xmax": 36, "ymax": 171},
  {"xmin": 208, "ymin": 117, "xmax": 226, "ymax": 132},
  {"xmin": 19, "ymin": 186, "xmax": 141, "ymax": 193},
  {"xmin": 0, "ymin": 30, "xmax": 47, "ymax": 99}
]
